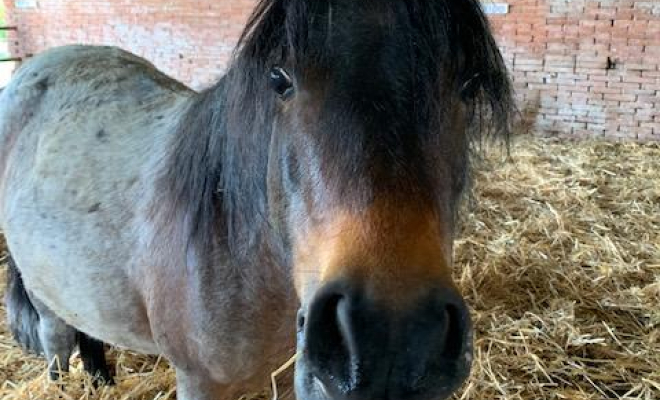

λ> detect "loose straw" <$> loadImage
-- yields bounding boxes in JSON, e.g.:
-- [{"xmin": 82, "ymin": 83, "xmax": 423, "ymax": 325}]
[{"xmin": 270, "ymin": 354, "xmax": 297, "ymax": 400}]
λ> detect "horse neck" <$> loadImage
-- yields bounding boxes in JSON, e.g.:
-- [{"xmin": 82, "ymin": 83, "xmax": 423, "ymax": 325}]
[{"xmin": 158, "ymin": 75, "xmax": 289, "ymax": 277}]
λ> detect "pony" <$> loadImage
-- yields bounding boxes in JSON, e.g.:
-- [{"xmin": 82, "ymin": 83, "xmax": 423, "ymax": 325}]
[{"xmin": 0, "ymin": 0, "xmax": 513, "ymax": 399}]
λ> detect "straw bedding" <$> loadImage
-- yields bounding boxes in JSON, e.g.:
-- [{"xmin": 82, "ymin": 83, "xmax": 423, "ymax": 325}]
[{"xmin": 0, "ymin": 135, "xmax": 658, "ymax": 400}]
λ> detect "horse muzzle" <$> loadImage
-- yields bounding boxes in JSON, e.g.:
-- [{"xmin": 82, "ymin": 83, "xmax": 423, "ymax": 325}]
[{"xmin": 294, "ymin": 279, "xmax": 473, "ymax": 400}]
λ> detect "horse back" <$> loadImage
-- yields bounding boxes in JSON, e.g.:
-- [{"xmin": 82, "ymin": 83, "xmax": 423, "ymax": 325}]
[{"xmin": 0, "ymin": 45, "xmax": 193, "ymax": 218}]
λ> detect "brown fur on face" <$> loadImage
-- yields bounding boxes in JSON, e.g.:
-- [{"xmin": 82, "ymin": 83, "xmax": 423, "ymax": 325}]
[{"xmin": 293, "ymin": 199, "xmax": 455, "ymax": 309}]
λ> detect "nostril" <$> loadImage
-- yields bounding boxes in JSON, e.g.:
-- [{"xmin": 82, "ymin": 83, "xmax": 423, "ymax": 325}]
[
  {"xmin": 297, "ymin": 310, "xmax": 306, "ymax": 332},
  {"xmin": 442, "ymin": 303, "xmax": 467, "ymax": 359},
  {"xmin": 304, "ymin": 292, "xmax": 351, "ymax": 382}
]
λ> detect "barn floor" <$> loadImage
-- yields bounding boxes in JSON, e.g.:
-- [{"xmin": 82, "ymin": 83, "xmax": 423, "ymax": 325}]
[{"xmin": 1, "ymin": 136, "xmax": 659, "ymax": 400}]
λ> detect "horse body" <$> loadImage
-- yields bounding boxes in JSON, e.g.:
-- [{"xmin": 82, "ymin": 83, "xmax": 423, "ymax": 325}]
[
  {"xmin": 1, "ymin": 46, "xmax": 174, "ymax": 352},
  {"xmin": 2, "ymin": 1, "xmax": 514, "ymax": 399},
  {"xmin": 0, "ymin": 45, "xmax": 296, "ymax": 397}
]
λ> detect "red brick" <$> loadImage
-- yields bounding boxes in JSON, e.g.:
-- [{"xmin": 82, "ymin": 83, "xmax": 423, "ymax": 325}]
[
  {"xmin": 640, "ymin": 122, "xmax": 660, "ymax": 131},
  {"xmin": 636, "ymin": 132, "xmax": 660, "ymax": 142},
  {"xmin": 5, "ymin": 0, "xmax": 659, "ymax": 141},
  {"xmin": 591, "ymin": 87, "xmax": 623, "ymax": 95},
  {"xmin": 603, "ymin": 93, "xmax": 637, "ymax": 102}
]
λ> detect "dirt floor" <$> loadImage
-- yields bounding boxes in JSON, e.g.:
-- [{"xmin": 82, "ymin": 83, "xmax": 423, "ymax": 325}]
[{"xmin": 1, "ymin": 136, "xmax": 659, "ymax": 399}]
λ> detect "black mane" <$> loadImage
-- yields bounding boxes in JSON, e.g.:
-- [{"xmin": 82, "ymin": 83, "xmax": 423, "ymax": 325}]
[{"xmin": 160, "ymin": 0, "xmax": 514, "ymax": 261}]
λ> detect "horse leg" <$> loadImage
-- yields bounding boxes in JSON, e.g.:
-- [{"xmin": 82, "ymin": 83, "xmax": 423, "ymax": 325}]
[
  {"xmin": 5, "ymin": 254, "xmax": 76, "ymax": 380},
  {"xmin": 78, "ymin": 332, "xmax": 114, "ymax": 385},
  {"xmin": 6, "ymin": 253, "xmax": 114, "ymax": 384},
  {"xmin": 31, "ymin": 298, "xmax": 78, "ymax": 381},
  {"xmin": 175, "ymin": 369, "xmax": 229, "ymax": 400},
  {"xmin": 4, "ymin": 254, "xmax": 43, "ymax": 355}
]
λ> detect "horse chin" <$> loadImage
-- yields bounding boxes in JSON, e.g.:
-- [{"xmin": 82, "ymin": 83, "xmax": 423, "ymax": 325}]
[
  {"xmin": 295, "ymin": 375, "xmax": 330, "ymax": 400},
  {"xmin": 293, "ymin": 348, "xmax": 474, "ymax": 400},
  {"xmin": 294, "ymin": 373, "xmax": 473, "ymax": 400},
  {"xmin": 293, "ymin": 361, "xmax": 331, "ymax": 400}
]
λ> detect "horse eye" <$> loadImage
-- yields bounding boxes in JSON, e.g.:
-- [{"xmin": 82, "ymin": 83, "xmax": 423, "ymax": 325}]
[{"xmin": 270, "ymin": 66, "xmax": 294, "ymax": 98}]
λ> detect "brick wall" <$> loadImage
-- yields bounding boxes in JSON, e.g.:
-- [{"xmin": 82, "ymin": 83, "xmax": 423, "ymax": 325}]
[
  {"xmin": 3, "ymin": 0, "xmax": 255, "ymax": 89},
  {"xmin": 488, "ymin": 1, "xmax": 660, "ymax": 141},
  {"xmin": 3, "ymin": 0, "xmax": 660, "ymax": 140}
]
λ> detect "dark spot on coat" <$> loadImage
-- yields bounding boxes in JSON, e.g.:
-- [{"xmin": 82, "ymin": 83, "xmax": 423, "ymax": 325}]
[
  {"xmin": 88, "ymin": 203, "xmax": 101, "ymax": 213},
  {"xmin": 127, "ymin": 177, "xmax": 139, "ymax": 187},
  {"xmin": 96, "ymin": 129, "xmax": 109, "ymax": 142},
  {"xmin": 36, "ymin": 78, "xmax": 49, "ymax": 91}
]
